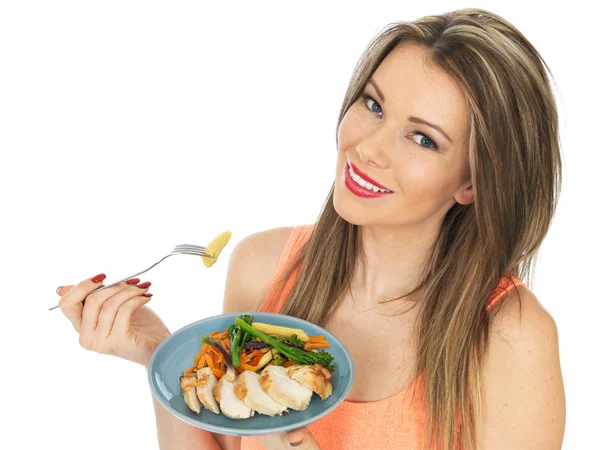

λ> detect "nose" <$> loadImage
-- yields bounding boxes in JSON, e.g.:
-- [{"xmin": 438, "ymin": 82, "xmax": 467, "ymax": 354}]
[{"xmin": 356, "ymin": 125, "xmax": 393, "ymax": 168}]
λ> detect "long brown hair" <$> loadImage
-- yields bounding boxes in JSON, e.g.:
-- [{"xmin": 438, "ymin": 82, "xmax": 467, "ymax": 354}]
[{"xmin": 260, "ymin": 8, "xmax": 561, "ymax": 449}]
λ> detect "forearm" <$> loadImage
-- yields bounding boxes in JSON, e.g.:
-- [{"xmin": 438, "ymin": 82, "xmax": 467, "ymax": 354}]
[{"xmin": 151, "ymin": 394, "xmax": 223, "ymax": 450}]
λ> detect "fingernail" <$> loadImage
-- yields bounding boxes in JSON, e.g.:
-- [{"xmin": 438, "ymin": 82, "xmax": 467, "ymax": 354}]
[
  {"xmin": 290, "ymin": 441, "xmax": 302, "ymax": 447},
  {"xmin": 137, "ymin": 281, "xmax": 151, "ymax": 289},
  {"xmin": 91, "ymin": 273, "xmax": 107, "ymax": 283},
  {"xmin": 56, "ymin": 286, "xmax": 63, "ymax": 295},
  {"xmin": 142, "ymin": 293, "xmax": 153, "ymax": 297},
  {"xmin": 125, "ymin": 278, "xmax": 141, "ymax": 285}
]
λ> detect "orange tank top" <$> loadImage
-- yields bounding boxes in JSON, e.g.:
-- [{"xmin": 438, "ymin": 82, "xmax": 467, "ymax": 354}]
[{"xmin": 240, "ymin": 224, "xmax": 525, "ymax": 450}]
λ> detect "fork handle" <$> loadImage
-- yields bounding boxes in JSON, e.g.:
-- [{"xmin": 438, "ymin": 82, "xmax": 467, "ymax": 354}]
[{"xmin": 89, "ymin": 254, "xmax": 173, "ymax": 294}]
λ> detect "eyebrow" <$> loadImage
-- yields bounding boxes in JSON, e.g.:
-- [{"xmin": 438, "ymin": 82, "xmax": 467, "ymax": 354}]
[{"xmin": 366, "ymin": 78, "xmax": 454, "ymax": 144}]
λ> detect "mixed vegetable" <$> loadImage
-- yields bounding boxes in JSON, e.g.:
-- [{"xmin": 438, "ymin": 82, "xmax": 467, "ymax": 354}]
[{"xmin": 182, "ymin": 314, "xmax": 334, "ymax": 381}]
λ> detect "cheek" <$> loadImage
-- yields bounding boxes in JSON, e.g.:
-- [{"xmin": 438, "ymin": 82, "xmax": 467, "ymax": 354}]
[
  {"xmin": 397, "ymin": 158, "xmax": 457, "ymax": 200},
  {"xmin": 337, "ymin": 107, "xmax": 364, "ymax": 147}
]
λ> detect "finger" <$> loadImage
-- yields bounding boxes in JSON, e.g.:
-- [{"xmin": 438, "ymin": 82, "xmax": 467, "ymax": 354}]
[
  {"xmin": 256, "ymin": 428, "xmax": 320, "ymax": 450},
  {"xmin": 96, "ymin": 284, "xmax": 148, "ymax": 338},
  {"xmin": 58, "ymin": 273, "xmax": 107, "ymax": 332},
  {"xmin": 285, "ymin": 428, "xmax": 320, "ymax": 449},
  {"xmin": 113, "ymin": 293, "xmax": 153, "ymax": 335},
  {"xmin": 79, "ymin": 276, "xmax": 134, "ymax": 336},
  {"xmin": 57, "ymin": 285, "xmax": 83, "ymax": 331}
]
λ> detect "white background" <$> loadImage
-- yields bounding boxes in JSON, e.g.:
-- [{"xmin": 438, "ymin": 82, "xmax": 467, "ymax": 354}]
[{"xmin": 1, "ymin": 1, "xmax": 597, "ymax": 449}]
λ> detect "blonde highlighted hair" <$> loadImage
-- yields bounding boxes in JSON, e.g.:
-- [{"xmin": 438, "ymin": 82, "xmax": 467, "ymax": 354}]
[{"xmin": 261, "ymin": 8, "xmax": 561, "ymax": 449}]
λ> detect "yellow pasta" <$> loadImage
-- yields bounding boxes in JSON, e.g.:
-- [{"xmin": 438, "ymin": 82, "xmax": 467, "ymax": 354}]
[{"xmin": 202, "ymin": 230, "xmax": 232, "ymax": 268}]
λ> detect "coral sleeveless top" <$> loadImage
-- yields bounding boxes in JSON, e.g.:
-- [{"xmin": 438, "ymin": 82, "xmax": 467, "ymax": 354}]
[{"xmin": 240, "ymin": 224, "xmax": 525, "ymax": 450}]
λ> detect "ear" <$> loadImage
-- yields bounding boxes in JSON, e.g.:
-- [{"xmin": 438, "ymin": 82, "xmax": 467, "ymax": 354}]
[{"xmin": 455, "ymin": 181, "xmax": 474, "ymax": 205}]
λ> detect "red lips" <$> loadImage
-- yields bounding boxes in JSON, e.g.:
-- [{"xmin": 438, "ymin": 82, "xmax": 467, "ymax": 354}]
[
  {"xmin": 344, "ymin": 163, "xmax": 392, "ymax": 198},
  {"xmin": 348, "ymin": 162, "xmax": 392, "ymax": 191}
]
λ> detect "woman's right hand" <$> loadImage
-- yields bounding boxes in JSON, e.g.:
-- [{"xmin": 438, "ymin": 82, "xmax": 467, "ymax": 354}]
[{"xmin": 57, "ymin": 273, "xmax": 171, "ymax": 367}]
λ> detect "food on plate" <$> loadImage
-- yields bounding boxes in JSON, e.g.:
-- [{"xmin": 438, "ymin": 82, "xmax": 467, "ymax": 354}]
[
  {"xmin": 180, "ymin": 374, "xmax": 202, "ymax": 414},
  {"xmin": 201, "ymin": 230, "xmax": 232, "ymax": 268},
  {"xmin": 259, "ymin": 365, "xmax": 313, "ymax": 411},
  {"xmin": 251, "ymin": 322, "xmax": 310, "ymax": 343},
  {"xmin": 195, "ymin": 367, "xmax": 220, "ymax": 414},
  {"xmin": 180, "ymin": 314, "xmax": 335, "ymax": 418},
  {"xmin": 214, "ymin": 375, "xmax": 255, "ymax": 419},
  {"xmin": 235, "ymin": 371, "xmax": 288, "ymax": 416},
  {"xmin": 285, "ymin": 363, "xmax": 333, "ymax": 400}
]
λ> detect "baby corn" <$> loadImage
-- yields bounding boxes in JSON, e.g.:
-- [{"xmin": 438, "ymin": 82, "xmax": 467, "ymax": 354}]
[
  {"xmin": 256, "ymin": 349, "xmax": 279, "ymax": 370},
  {"xmin": 252, "ymin": 322, "xmax": 310, "ymax": 343},
  {"xmin": 202, "ymin": 231, "xmax": 232, "ymax": 268}
]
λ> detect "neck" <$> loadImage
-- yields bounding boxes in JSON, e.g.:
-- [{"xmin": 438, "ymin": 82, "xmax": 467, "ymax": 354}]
[{"xmin": 349, "ymin": 220, "xmax": 440, "ymax": 310}]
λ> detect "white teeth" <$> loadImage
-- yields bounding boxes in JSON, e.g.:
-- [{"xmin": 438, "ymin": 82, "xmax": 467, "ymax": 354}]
[{"xmin": 348, "ymin": 164, "xmax": 391, "ymax": 193}]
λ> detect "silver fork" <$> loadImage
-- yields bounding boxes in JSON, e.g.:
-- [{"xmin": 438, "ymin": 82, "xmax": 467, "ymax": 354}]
[{"xmin": 48, "ymin": 244, "xmax": 214, "ymax": 311}]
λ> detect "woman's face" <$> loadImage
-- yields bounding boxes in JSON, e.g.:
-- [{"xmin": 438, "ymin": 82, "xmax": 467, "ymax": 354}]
[{"xmin": 333, "ymin": 41, "xmax": 473, "ymax": 228}]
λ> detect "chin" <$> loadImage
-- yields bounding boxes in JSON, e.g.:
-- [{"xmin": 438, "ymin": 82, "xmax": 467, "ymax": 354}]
[{"xmin": 332, "ymin": 185, "xmax": 370, "ymax": 226}]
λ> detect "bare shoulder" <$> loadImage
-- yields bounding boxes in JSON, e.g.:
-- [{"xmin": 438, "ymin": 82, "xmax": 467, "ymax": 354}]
[
  {"xmin": 221, "ymin": 226, "xmax": 295, "ymax": 315},
  {"xmin": 478, "ymin": 286, "xmax": 566, "ymax": 449}
]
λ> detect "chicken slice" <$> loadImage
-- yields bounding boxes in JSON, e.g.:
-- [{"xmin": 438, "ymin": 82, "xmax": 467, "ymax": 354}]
[
  {"xmin": 213, "ymin": 375, "xmax": 255, "ymax": 419},
  {"xmin": 235, "ymin": 371, "xmax": 288, "ymax": 416},
  {"xmin": 285, "ymin": 363, "xmax": 333, "ymax": 401},
  {"xmin": 180, "ymin": 374, "xmax": 201, "ymax": 414},
  {"xmin": 195, "ymin": 368, "xmax": 220, "ymax": 414},
  {"xmin": 259, "ymin": 365, "xmax": 313, "ymax": 411}
]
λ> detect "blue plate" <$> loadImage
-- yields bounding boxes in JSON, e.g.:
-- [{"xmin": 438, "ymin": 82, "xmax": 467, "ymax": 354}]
[{"xmin": 147, "ymin": 312, "xmax": 354, "ymax": 436}]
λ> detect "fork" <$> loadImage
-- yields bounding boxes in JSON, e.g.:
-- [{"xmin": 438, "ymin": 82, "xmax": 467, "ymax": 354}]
[{"xmin": 48, "ymin": 244, "xmax": 214, "ymax": 311}]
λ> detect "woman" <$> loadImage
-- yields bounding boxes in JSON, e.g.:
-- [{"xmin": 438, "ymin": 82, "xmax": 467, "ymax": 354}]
[{"xmin": 57, "ymin": 8, "xmax": 566, "ymax": 450}]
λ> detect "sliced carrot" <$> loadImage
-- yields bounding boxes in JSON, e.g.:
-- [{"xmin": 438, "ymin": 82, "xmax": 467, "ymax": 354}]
[
  {"xmin": 309, "ymin": 335, "xmax": 327, "ymax": 343},
  {"xmin": 211, "ymin": 368, "xmax": 225, "ymax": 378},
  {"xmin": 205, "ymin": 354, "xmax": 215, "ymax": 369},
  {"xmin": 196, "ymin": 354, "xmax": 207, "ymax": 369},
  {"xmin": 240, "ymin": 362, "xmax": 258, "ymax": 372},
  {"xmin": 240, "ymin": 350, "xmax": 253, "ymax": 363},
  {"xmin": 304, "ymin": 342, "xmax": 331, "ymax": 351},
  {"xmin": 282, "ymin": 360, "xmax": 297, "ymax": 367},
  {"xmin": 212, "ymin": 347, "xmax": 224, "ymax": 364},
  {"xmin": 222, "ymin": 337, "xmax": 231, "ymax": 349},
  {"xmin": 183, "ymin": 362, "xmax": 197, "ymax": 375},
  {"xmin": 194, "ymin": 343, "xmax": 208, "ymax": 363}
]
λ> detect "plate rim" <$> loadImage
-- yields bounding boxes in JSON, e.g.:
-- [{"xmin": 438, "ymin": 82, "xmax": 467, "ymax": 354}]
[{"xmin": 147, "ymin": 311, "xmax": 355, "ymax": 436}]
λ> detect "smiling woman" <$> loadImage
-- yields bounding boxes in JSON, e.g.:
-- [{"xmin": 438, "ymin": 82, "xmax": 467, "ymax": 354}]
[
  {"xmin": 54, "ymin": 6, "xmax": 565, "ymax": 450},
  {"xmin": 239, "ymin": 7, "xmax": 565, "ymax": 450}
]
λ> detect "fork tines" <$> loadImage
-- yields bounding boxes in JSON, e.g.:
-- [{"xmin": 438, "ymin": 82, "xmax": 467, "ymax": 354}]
[{"xmin": 173, "ymin": 244, "xmax": 213, "ymax": 258}]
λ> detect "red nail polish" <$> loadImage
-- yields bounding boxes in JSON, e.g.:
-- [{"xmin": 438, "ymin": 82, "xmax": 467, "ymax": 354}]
[
  {"xmin": 91, "ymin": 273, "xmax": 107, "ymax": 283},
  {"xmin": 142, "ymin": 293, "xmax": 153, "ymax": 297},
  {"xmin": 137, "ymin": 281, "xmax": 151, "ymax": 289},
  {"xmin": 125, "ymin": 278, "xmax": 141, "ymax": 285}
]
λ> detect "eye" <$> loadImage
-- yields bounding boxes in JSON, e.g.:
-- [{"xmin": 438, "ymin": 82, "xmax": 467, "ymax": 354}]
[
  {"xmin": 408, "ymin": 131, "xmax": 439, "ymax": 151},
  {"xmin": 360, "ymin": 93, "xmax": 382, "ymax": 116},
  {"xmin": 360, "ymin": 92, "xmax": 439, "ymax": 152}
]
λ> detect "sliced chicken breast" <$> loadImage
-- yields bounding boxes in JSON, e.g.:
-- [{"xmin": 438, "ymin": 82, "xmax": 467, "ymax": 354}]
[
  {"xmin": 285, "ymin": 363, "xmax": 333, "ymax": 401},
  {"xmin": 180, "ymin": 374, "xmax": 201, "ymax": 414},
  {"xmin": 195, "ymin": 368, "xmax": 220, "ymax": 414},
  {"xmin": 235, "ymin": 371, "xmax": 288, "ymax": 416},
  {"xmin": 259, "ymin": 365, "xmax": 313, "ymax": 411},
  {"xmin": 213, "ymin": 375, "xmax": 255, "ymax": 419}
]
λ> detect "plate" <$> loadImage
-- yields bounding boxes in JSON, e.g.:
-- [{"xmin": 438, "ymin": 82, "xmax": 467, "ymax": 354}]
[{"xmin": 147, "ymin": 312, "xmax": 355, "ymax": 436}]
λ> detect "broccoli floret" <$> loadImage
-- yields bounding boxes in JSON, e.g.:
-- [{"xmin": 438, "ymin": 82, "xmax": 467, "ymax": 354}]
[{"xmin": 228, "ymin": 314, "xmax": 255, "ymax": 368}]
